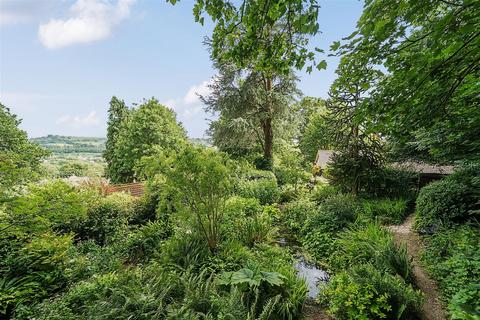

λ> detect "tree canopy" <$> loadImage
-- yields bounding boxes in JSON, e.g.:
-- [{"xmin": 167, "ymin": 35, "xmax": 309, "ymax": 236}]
[
  {"xmin": 337, "ymin": 0, "xmax": 480, "ymax": 162},
  {"xmin": 171, "ymin": 0, "xmax": 325, "ymax": 75},
  {"xmin": 0, "ymin": 103, "xmax": 49, "ymax": 200},
  {"xmin": 172, "ymin": 0, "xmax": 327, "ymax": 165},
  {"xmin": 104, "ymin": 96, "xmax": 129, "ymax": 181},
  {"xmin": 107, "ymin": 98, "xmax": 187, "ymax": 183},
  {"xmin": 202, "ymin": 63, "xmax": 300, "ymax": 160}
]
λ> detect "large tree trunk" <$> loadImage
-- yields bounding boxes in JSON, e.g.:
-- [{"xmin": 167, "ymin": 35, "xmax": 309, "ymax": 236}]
[
  {"xmin": 263, "ymin": 117, "xmax": 273, "ymax": 161},
  {"xmin": 262, "ymin": 77, "xmax": 274, "ymax": 165}
]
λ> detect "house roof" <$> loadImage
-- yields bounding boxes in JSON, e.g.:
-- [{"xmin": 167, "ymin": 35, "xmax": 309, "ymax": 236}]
[
  {"xmin": 314, "ymin": 149, "xmax": 454, "ymax": 175},
  {"xmin": 390, "ymin": 161, "xmax": 454, "ymax": 175},
  {"xmin": 314, "ymin": 150, "xmax": 334, "ymax": 168}
]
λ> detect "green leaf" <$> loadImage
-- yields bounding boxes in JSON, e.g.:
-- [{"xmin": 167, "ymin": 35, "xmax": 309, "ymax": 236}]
[
  {"xmin": 330, "ymin": 41, "xmax": 340, "ymax": 51},
  {"xmin": 260, "ymin": 271, "xmax": 285, "ymax": 286},
  {"xmin": 317, "ymin": 60, "xmax": 327, "ymax": 70},
  {"xmin": 231, "ymin": 268, "xmax": 262, "ymax": 287}
]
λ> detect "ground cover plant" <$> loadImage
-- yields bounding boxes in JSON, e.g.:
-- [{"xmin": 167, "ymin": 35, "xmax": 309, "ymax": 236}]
[{"xmin": 421, "ymin": 224, "xmax": 480, "ymax": 319}]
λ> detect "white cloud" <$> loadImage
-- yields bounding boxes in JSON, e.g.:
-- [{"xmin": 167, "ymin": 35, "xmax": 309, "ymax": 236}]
[
  {"xmin": 56, "ymin": 110, "xmax": 100, "ymax": 127},
  {"xmin": 162, "ymin": 80, "xmax": 213, "ymax": 123},
  {"xmin": 38, "ymin": 0, "xmax": 135, "ymax": 49},
  {"xmin": 162, "ymin": 98, "xmax": 178, "ymax": 110},
  {"xmin": 182, "ymin": 106, "xmax": 202, "ymax": 119},
  {"xmin": 183, "ymin": 80, "xmax": 211, "ymax": 104}
]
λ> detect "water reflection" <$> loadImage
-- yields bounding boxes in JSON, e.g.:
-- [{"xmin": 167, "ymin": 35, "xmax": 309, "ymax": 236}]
[{"xmin": 294, "ymin": 255, "xmax": 329, "ymax": 299}]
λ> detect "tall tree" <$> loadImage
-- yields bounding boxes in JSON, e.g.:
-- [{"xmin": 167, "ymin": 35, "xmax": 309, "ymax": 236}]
[
  {"xmin": 337, "ymin": 0, "xmax": 480, "ymax": 162},
  {"xmin": 110, "ymin": 98, "xmax": 187, "ymax": 183},
  {"xmin": 202, "ymin": 63, "xmax": 300, "ymax": 162},
  {"xmin": 104, "ymin": 96, "xmax": 129, "ymax": 181},
  {"xmin": 326, "ymin": 57, "xmax": 383, "ymax": 195},
  {"xmin": 171, "ymin": 0, "xmax": 325, "ymax": 165},
  {"xmin": 0, "ymin": 103, "xmax": 49, "ymax": 201}
]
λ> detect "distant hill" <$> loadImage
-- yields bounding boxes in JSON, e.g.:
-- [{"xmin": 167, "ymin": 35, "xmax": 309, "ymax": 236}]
[
  {"xmin": 31, "ymin": 135, "xmax": 106, "ymax": 154},
  {"xmin": 32, "ymin": 135, "xmax": 211, "ymax": 154}
]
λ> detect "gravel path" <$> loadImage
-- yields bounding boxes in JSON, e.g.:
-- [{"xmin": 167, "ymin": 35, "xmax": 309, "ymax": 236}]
[{"xmin": 388, "ymin": 215, "xmax": 448, "ymax": 320}]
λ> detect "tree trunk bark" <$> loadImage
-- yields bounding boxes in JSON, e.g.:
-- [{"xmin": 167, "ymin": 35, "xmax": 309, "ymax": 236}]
[
  {"xmin": 263, "ymin": 118, "xmax": 273, "ymax": 161},
  {"xmin": 263, "ymin": 77, "xmax": 273, "ymax": 164},
  {"xmin": 352, "ymin": 125, "xmax": 360, "ymax": 196}
]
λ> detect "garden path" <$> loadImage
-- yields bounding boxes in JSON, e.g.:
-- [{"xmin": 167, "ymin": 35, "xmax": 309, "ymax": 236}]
[{"xmin": 388, "ymin": 215, "xmax": 447, "ymax": 320}]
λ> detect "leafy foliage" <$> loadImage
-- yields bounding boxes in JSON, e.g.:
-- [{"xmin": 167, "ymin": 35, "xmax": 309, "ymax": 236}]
[
  {"xmin": 237, "ymin": 170, "xmax": 280, "ymax": 205},
  {"xmin": 279, "ymin": 198, "xmax": 317, "ymax": 238},
  {"xmin": 324, "ymin": 57, "xmax": 384, "ymax": 195},
  {"xmin": 75, "ymin": 192, "xmax": 136, "ymax": 245},
  {"xmin": 104, "ymin": 96, "xmax": 129, "ymax": 182},
  {"xmin": 203, "ymin": 63, "xmax": 300, "ymax": 162},
  {"xmin": 336, "ymin": 0, "xmax": 480, "ymax": 162},
  {"xmin": 4, "ymin": 180, "xmax": 93, "ymax": 236},
  {"xmin": 151, "ymin": 146, "xmax": 235, "ymax": 251},
  {"xmin": 273, "ymin": 145, "xmax": 310, "ymax": 187},
  {"xmin": 422, "ymin": 224, "xmax": 480, "ymax": 319},
  {"xmin": 0, "ymin": 104, "xmax": 49, "ymax": 201},
  {"xmin": 415, "ymin": 162, "xmax": 480, "ymax": 231},
  {"xmin": 109, "ymin": 98, "xmax": 187, "ymax": 183},
  {"xmin": 361, "ymin": 198, "xmax": 409, "ymax": 225},
  {"xmin": 321, "ymin": 264, "xmax": 422, "ymax": 320},
  {"xmin": 330, "ymin": 223, "xmax": 413, "ymax": 282},
  {"xmin": 175, "ymin": 0, "xmax": 324, "ymax": 75},
  {"xmin": 296, "ymin": 97, "xmax": 332, "ymax": 163}
]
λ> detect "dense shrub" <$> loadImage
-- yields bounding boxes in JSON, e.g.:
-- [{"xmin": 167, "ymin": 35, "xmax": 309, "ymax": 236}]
[
  {"xmin": 0, "ymin": 233, "xmax": 74, "ymax": 317},
  {"xmin": 224, "ymin": 196, "xmax": 262, "ymax": 218},
  {"xmin": 273, "ymin": 146, "xmax": 310, "ymax": 187},
  {"xmin": 129, "ymin": 191, "xmax": 160, "ymax": 225},
  {"xmin": 302, "ymin": 194, "xmax": 358, "ymax": 235},
  {"xmin": 237, "ymin": 175, "xmax": 280, "ymax": 205},
  {"xmin": 76, "ymin": 192, "xmax": 136, "ymax": 245},
  {"xmin": 321, "ymin": 264, "xmax": 422, "ymax": 320},
  {"xmin": 300, "ymin": 194, "xmax": 358, "ymax": 262},
  {"xmin": 325, "ymin": 150, "xmax": 383, "ymax": 196},
  {"xmin": 309, "ymin": 184, "xmax": 339, "ymax": 204},
  {"xmin": 16, "ymin": 266, "xmax": 178, "ymax": 320},
  {"xmin": 415, "ymin": 179, "xmax": 470, "ymax": 231},
  {"xmin": 279, "ymin": 184, "xmax": 307, "ymax": 203},
  {"xmin": 361, "ymin": 198, "xmax": 409, "ymax": 224},
  {"xmin": 222, "ymin": 197, "xmax": 275, "ymax": 248},
  {"xmin": 0, "ymin": 181, "xmax": 93, "ymax": 317},
  {"xmin": 6, "ymin": 180, "xmax": 92, "ymax": 235},
  {"xmin": 415, "ymin": 162, "xmax": 480, "ymax": 232},
  {"xmin": 365, "ymin": 168, "xmax": 418, "ymax": 199},
  {"xmin": 422, "ymin": 224, "xmax": 480, "ymax": 318},
  {"xmin": 279, "ymin": 198, "xmax": 317, "ymax": 237},
  {"xmin": 120, "ymin": 220, "xmax": 169, "ymax": 263},
  {"xmin": 238, "ymin": 212, "xmax": 275, "ymax": 247},
  {"xmin": 302, "ymin": 230, "xmax": 336, "ymax": 262},
  {"xmin": 161, "ymin": 233, "xmax": 212, "ymax": 270},
  {"xmin": 329, "ymin": 223, "xmax": 412, "ymax": 281},
  {"xmin": 63, "ymin": 241, "xmax": 123, "ymax": 283}
]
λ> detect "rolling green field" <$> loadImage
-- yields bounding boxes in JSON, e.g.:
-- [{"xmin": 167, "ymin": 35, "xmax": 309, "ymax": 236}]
[
  {"xmin": 31, "ymin": 135, "xmax": 106, "ymax": 154},
  {"xmin": 31, "ymin": 135, "xmax": 106, "ymax": 178}
]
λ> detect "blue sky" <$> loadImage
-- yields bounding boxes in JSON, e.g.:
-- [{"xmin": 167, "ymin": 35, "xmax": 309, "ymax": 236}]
[{"xmin": 0, "ymin": 0, "xmax": 363, "ymax": 138}]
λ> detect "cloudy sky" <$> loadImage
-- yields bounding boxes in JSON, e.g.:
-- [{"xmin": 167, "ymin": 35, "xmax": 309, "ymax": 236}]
[{"xmin": 0, "ymin": 0, "xmax": 363, "ymax": 138}]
